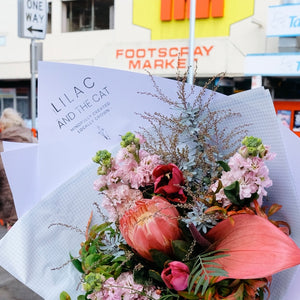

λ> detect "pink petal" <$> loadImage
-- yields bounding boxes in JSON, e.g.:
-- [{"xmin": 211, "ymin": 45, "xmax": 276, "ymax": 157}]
[
  {"xmin": 171, "ymin": 276, "xmax": 188, "ymax": 291},
  {"xmin": 206, "ymin": 214, "xmax": 300, "ymax": 279}
]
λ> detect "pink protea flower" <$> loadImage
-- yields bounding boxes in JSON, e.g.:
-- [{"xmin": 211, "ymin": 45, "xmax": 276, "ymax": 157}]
[{"xmin": 119, "ymin": 196, "xmax": 182, "ymax": 261}]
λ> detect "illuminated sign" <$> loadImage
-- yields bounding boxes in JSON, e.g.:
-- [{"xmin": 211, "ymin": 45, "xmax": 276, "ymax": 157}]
[{"xmin": 133, "ymin": 0, "xmax": 254, "ymax": 40}]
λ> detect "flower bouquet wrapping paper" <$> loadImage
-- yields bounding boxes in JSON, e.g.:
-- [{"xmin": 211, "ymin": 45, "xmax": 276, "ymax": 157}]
[{"xmin": 0, "ymin": 62, "xmax": 299, "ymax": 299}]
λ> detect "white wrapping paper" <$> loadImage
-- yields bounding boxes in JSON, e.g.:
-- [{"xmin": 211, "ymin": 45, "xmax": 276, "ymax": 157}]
[{"xmin": 0, "ymin": 62, "xmax": 299, "ymax": 300}]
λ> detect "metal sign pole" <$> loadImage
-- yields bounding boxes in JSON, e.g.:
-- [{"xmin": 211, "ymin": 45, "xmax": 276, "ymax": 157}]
[
  {"xmin": 30, "ymin": 38, "xmax": 36, "ymax": 129},
  {"xmin": 18, "ymin": 0, "xmax": 47, "ymax": 131},
  {"xmin": 187, "ymin": 0, "xmax": 196, "ymax": 84}
]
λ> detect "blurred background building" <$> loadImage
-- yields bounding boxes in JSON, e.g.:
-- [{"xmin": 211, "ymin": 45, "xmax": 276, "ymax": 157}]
[{"xmin": 0, "ymin": 0, "xmax": 300, "ymax": 136}]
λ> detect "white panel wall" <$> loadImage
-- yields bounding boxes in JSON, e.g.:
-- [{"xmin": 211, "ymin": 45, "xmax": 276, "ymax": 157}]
[{"xmin": 0, "ymin": 0, "xmax": 281, "ymax": 79}]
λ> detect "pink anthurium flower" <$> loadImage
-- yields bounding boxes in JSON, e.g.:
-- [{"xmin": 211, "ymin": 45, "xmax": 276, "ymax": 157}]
[
  {"xmin": 119, "ymin": 196, "xmax": 182, "ymax": 261},
  {"xmin": 205, "ymin": 214, "xmax": 300, "ymax": 280}
]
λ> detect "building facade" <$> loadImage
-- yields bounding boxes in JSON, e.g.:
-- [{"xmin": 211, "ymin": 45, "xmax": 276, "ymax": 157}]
[{"xmin": 0, "ymin": 0, "xmax": 296, "ymax": 127}]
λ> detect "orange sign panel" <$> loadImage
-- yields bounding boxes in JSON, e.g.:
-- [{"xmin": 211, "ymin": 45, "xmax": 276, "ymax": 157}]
[
  {"xmin": 274, "ymin": 101, "xmax": 300, "ymax": 137},
  {"xmin": 133, "ymin": 0, "xmax": 254, "ymax": 40},
  {"xmin": 160, "ymin": 0, "xmax": 224, "ymax": 21}
]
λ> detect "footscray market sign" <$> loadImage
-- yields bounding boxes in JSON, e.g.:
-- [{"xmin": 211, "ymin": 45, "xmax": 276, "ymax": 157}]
[
  {"xmin": 119, "ymin": 0, "xmax": 255, "ymax": 73},
  {"xmin": 115, "ymin": 45, "xmax": 214, "ymax": 70}
]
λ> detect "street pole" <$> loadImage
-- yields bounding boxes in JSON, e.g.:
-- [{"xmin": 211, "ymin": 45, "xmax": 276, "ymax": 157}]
[
  {"xmin": 187, "ymin": 0, "xmax": 196, "ymax": 84},
  {"xmin": 30, "ymin": 38, "xmax": 36, "ymax": 129}
]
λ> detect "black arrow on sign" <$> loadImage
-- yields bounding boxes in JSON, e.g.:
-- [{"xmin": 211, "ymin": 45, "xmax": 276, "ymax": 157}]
[{"xmin": 27, "ymin": 26, "xmax": 43, "ymax": 33}]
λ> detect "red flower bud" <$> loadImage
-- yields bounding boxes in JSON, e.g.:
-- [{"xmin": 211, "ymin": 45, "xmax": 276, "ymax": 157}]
[
  {"xmin": 161, "ymin": 261, "xmax": 190, "ymax": 291},
  {"xmin": 153, "ymin": 164, "xmax": 187, "ymax": 203}
]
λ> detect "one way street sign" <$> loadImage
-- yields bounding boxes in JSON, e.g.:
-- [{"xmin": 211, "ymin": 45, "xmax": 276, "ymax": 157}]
[{"xmin": 18, "ymin": 0, "xmax": 48, "ymax": 39}]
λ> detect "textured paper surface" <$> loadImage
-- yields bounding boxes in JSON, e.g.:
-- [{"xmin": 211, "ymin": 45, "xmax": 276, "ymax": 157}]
[
  {"xmin": 0, "ymin": 63, "xmax": 299, "ymax": 300},
  {"xmin": 1, "ymin": 143, "xmax": 39, "ymax": 218}
]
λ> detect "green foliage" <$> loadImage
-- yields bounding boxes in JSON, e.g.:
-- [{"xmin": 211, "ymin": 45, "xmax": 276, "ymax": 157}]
[
  {"xmin": 159, "ymin": 289, "xmax": 181, "ymax": 300},
  {"xmin": 224, "ymin": 181, "xmax": 258, "ymax": 207},
  {"xmin": 188, "ymin": 250, "xmax": 229, "ymax": 296},
  {"xmin": 177, "ymin": 291, "xmax": 200, "ymax": 299},
  {"xmin": 92, "ymin": 149, "xmax": 112, "ymax": 175},
  {"xmin": 70, "ymin": 254, "xmax": 84, "ymax": 273},
  {"xmin": 172, "ymin": 240, "xmax": 190, "ymax": 261},
  {"xmin": 149, "ymin": 269, "xmax": 164, "ymax": 283},
  {"xmin": 241, "ymin": 136, "xmax": 266, "ymax": 158},
  {"xmin": 242, "ymin": 136, "xmax": 262, "ymax": 148},
  {"xmin": 224, "ymin": 181, "xmax": 240, "ymax": 206},
  {"xmin": 70, "ymin": 222, "xmax": 130, "ymax": 295},
  {"xmin": 120, "ymin": 131, "xmax": 141, "ymax": 149},
  {"xmin": 138, "ymin": 74, "xmax": 249, "ymax": 197},
  {"xmin": 214, "ymin": 279, "xmax": 233, "ymax": 297},
  {"xmin": 60, "ymin": 291, "xmax": 71, "ymax": 300},
  {"xmin": 133, "ymin": 265, "xmax": 151, "ymax": 285},
  {"xmin": 149, "ymin": 249, "xmax": 171, "ymax": 269},
  {"xmin": 217, "ymin": 160, "xmax": 230, "ymax": 172}
]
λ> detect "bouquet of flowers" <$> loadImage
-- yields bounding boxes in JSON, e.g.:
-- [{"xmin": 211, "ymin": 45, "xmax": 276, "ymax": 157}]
[{"xmin": 60, "ymin": 78, "xmax": 300, "ymax": 300}]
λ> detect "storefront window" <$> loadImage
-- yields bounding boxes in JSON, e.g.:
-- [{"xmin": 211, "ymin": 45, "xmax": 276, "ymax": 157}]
[
  {"xmin": 62, "ymin": 0, "xmax": 114, "ymax": 32},
  {"xmin": 17, "ymin": 97, "xmax": 31, "ymax": 120}
]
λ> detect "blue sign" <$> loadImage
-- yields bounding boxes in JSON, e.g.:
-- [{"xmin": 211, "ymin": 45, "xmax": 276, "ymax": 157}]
[{"xmin": 267, "ymin": 4, "xmax": 300, "ymax": 37}]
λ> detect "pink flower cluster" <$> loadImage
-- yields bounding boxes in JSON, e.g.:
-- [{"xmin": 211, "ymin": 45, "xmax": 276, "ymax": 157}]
[
  {"xmin": 93, "ymin": 145, "xmax": 162, "ymax": 221},
  {"xmin": 212, "ymin": 145, "xmax": 276, "ymax": 207},
  {"xmin": 87, "ymin": 272, "xmax": 161, "ymax": 300}
]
